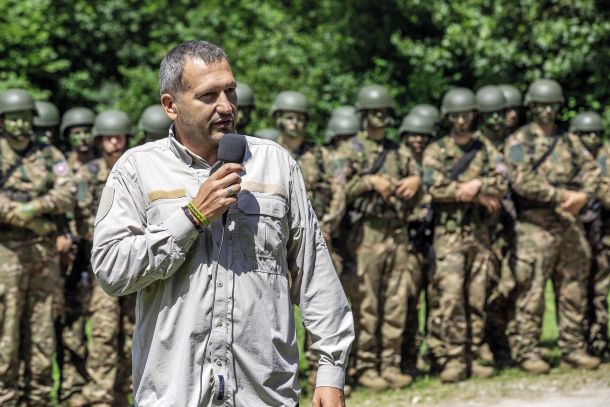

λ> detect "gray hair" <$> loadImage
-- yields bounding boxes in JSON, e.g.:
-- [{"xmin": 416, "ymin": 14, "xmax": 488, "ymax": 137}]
[{"xmin": 159, "ymin": 40, "xmax": 229, "ymax": 96}]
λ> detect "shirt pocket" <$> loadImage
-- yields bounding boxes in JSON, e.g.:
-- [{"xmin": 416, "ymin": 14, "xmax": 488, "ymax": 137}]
[
  {"xmin": 233, "ymin": 192, "xmax": 288, "ymax": 274},
  {"xmin": 146, "ymin": 197, "xmax": 190, "ymax": 226}
]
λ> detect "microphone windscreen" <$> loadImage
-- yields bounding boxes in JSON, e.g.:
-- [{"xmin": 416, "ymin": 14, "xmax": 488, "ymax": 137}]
[{"xmin": 218, "ymin": 133, "xmax": 247, "ymax": 164}]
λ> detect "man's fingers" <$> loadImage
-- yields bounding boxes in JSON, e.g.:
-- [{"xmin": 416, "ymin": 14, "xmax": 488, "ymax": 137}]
[
  {"xmin": 209, "ymin": 163, "xmax": 244, "ymax": 180},
  {"xmin": 214, "ymin": 172, "xmax": 242, "ymax": 189}
]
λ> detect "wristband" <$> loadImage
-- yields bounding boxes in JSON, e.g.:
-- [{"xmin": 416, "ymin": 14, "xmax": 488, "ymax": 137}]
[
  {"xmin": 182, "ymin": 205, "xmax": 204, "ymax": 233},
  {"xmin": 187, "ymin": 201, "xmax": 210, "ymax": 227}
]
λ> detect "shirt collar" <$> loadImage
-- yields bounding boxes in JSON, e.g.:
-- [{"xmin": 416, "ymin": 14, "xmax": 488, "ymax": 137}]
[{"xmin": 168, "ymin": 124, "xmax": 211, "ymax": 169}]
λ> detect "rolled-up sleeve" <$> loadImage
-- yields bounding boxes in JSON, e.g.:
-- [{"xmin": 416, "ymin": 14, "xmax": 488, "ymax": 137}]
[
  {"xmin": 286, "ymin": 161, "xmax": 355, "ymax": 389},
  {"xmin": 91, "ymin": 159, "xmax": 199, "ymax": 296}
]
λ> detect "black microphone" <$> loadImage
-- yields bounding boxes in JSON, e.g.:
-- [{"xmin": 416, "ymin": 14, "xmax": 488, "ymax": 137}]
[{"xmin": 208, "ymin": 133, "xmax": 247, "ymax": 225}]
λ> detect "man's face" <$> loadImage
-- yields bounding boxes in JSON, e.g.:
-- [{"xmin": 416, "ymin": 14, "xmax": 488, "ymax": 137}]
[
  {"xmin": 365, "ymin": 109, "xmax": 389, "ymax": 129},
  {"xmin": 578, "ymin": 131, "xmax": 604, "ymax": 154},
  {"xmin": 276, "ymin": 111, "xmax": 307, "ymax": 138},
  {"xmin": 505, "ymin": 107, "xmax": 519, "ymax": 128},
  {"xmin": 99, "ymin": 134, "xmax": 127, "ymax": 159},
  {"xmin": 169, "ymin": 59, "xmax": 237, "ymax": 146},
  {"xmin": 404, "ymin": 133, "xmax": 432, "ymax": 155},
  {"xmin": 2, "ymin": 111, "xmax": 33, "ymax": 151},
  {"xmin": 531, "ymin": 102, "xmax": 560, "ymax": 124},
  {"xmin": 69, "ymin": 126, "xmax": 94, "ymax": 152},
  {"xmin": 481, "ymin": 111, "xmax": 506, "ymax": 135},
  {"xmin": 448, "ymin": 111, "xmax": 475, "ymax": 133}
]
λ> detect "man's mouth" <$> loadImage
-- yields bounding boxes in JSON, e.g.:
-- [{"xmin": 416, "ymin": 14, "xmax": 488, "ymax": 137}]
[{"xmin": 212, "ymin": 118, "xmax": 233, "ymax": 129}]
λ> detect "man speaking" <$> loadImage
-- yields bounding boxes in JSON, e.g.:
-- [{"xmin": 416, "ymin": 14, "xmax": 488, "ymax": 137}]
[{"xmin": 91, "ymin": 40, "xmax": 354, "ymax": 406}]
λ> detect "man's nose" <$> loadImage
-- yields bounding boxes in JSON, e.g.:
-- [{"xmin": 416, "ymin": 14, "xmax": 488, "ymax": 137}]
[{"xmin": 216, "ymin": 91, "xmax": 233, "ymax": 113}]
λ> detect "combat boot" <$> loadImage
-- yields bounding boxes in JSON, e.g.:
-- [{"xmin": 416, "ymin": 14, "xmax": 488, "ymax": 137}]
[
  {"xmin": 471, "ymin": 361, "xmax": 495, "ymax": 378},
  {"xmin": 440, "ymin": 360, "xmax": 466, "ymax": 383},
  {"xmin": 519, "ymin": 357, "xmax": 550, "ymax": 374},
  {"xmin": 381, "ymin": 366, "xmax": 413, "ymax": 388},
  {"xmin": 561, "ymin": 351, "xmax": 601, "ymax": 370},
  {"xmin": 358, "ymin": 369, "xmax": 389, "ymax": 391}
]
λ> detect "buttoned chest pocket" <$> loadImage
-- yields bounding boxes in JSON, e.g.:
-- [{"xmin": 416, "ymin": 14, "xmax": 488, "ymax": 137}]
[
  {"xmin": 233, "ymin": 193, "xmax": 288, "ymax": 274},
  {"xmin": 146, "ymin": 197, "xmax": 189, "ymax": 226}
]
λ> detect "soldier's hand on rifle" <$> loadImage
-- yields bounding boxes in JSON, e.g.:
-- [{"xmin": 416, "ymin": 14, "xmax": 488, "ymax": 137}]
[
  {"xmin": 5, "ymin": 200, "xmax": 44, "ymax": 224},
  {"xmin": 560, "ymin": 190, "xmax": 588, "ymax": 215},
  {"xmin": 367, "ymin": 174, "xmax": 393, "ymax": 202},
  {"xmin": 56, "ymin": 234, "xmax": 72, "ymax": 253},
  {"xmin": 394, "ymin": 176, "xmax": 421, "ymax": 200},
  {"xmin": 456, "ymin": 179, "xmax": 482, "ymax": 202},
  {"xmin": 478, "ymin": 194, "xmax": 501, "ymax": 213}
]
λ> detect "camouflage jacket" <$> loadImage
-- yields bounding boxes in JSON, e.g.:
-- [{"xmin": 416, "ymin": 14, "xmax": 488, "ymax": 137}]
[
  {"xmin": 340, "ymin": 131, "xmax": 420, "ymax": 223},
  {"xmin": 75, "ymin": 157, "xmax": 111, "ymax": 241},
  {"xmin": 504, "ymin": 123, "xmax": 600, "ymax": 220},
  {"xmin": 0, "ymin": 138, "xmax": 74, "ymax": 232}
]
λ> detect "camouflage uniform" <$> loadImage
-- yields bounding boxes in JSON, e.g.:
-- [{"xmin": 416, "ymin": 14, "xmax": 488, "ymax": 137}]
[
  {"xmin": 75, "ymin": 156, "xmax": 135, "ymax": 406},
  {"xmin": 423, "ymin": 131, "xmax": 507, "ymax": 374},
  {"xmin": 0, "ymin": 138, "xmax": 74, "ymax": 406},
  {"xmin": 341, "ymin": 130, "xmax": 419, "ymax": 376},
  {"xmin": 504, "ymin": 124, "xmax": 599, "ymax": 363}
]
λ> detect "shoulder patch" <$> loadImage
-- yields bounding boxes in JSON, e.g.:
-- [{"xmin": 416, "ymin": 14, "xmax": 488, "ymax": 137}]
[
  {"xmin": 599, "ymin": 156, "xmax": 608, "ymax": 177},
  {"xmin": 87, "ymin": 160, "xmax": 101, "ymax": 174},
  {"xmin": 52, "ymin": 161, "xmax": 69, "ymax": 177},
  {"xmin": 94, "ymin": 186, "xmax": 115, "ymax": 226},
  {"xmin": 508, "ymin": 144, "xmax": 525, "ymax": 163}
]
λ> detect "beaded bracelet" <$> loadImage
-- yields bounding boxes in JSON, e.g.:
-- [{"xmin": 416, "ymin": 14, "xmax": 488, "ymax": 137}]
[
  {"xmin": 182, "ymin": 205, "xmax": 204, "ymax": 233},
  {"xmin": 187, "ymin": 202, "xmax": 210, "ymax": 227}
]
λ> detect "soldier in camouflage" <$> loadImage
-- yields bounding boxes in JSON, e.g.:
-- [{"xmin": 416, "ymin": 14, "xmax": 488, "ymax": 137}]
[
  {"xmin": 236, "ymin": 81, "xmax": 254, "ymax": 134},
  {"xmin": 138, "ymin": 104, "xmax": 172, "ymax": 143},
  {"xmin": 339, "ymin": 84, "xmax": 420, "ymax": 390},
  {"xmin": 397, "ymin": 113, "xmax": 436, "ymax": 376},
  {"xmin": 0, "ymin": 89, "xmax": 74, "ymax": 406},
  {"xmin": 498, "ymin": 84, "xmax": 523, "ymax": 137},
  {"xmin": 76, "ymin": 109, "xmax": 135, "ymax": 406},
  {"xmin": 504, "ymin": 79, "xmax": 601, "ymax": 374},
  {"xmin": 570, "ymin": 111, "xmax": 609, "ymax": 359},
  {"xmin": 423, "ymin": 87, "xmax": 507, "ymax": 383},
  {"xmin": 32, "ymin": 100, "xmax": 60, "ymax": 146},
  {"xmin": 61, "ymin": 107, "xmax": 97, "ymax": 174},
  {"xmin": 409, "ymin": 103, "xmax": 441, "ymax": 127}
]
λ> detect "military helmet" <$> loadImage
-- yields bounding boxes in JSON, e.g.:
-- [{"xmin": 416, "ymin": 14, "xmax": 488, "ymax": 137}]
[
  {"xmin": 60, "ymin": 107, "xmax": 96, "ymax": 137},
  {"xmin": 93, "ymin": 109, "xmax": 132, "ymax": 137},
  {"xmin": 33, "ymin": 101, "xmax": 60, "ymax": 127},
  {"xmin": 0, "ymin": 88, "xmax": 37, "ymax": 116},
  {"xmin": 409, "ymin": 104, "xmax": 440, "ymax": 123},
  {"xmin": 138, "ymin": 105, "xmax": 172, "ymax": 135},
  {"xmin": 398, "ymin": 114, "xmax": 436, "ymax": 137},
  {"xmin": 524, "ymin": 79, "xmax": 564, "ymax": 105},
  {"xmin": 236, "ymin": 82, "xmax": 255, "ymax": 108},
  {"xmin": 331, "ymin": 105, "xmax": 357, "ymax": 119},
  {"xmin": 440, "ymin": 88, "xmax": 477, "ymax": 116},
  {"xmin": 325, "ymin": 114, "xmax": 360, "ymax": 144},
  {"xmin": 498, "ymin": 84, "xmax": 522, "ymax": 108},
  {"xmin": 269, "ymin": 91, "xmax": 308, "ymax": 117},
  {"xmin": 476, "ymin": 85, "xmax": 507, "ymax": 113},
  {"xmin": 253, "ymin": 127, "xmax": 280, "ymax": 142},
  {"xmin": 355, "ymin": 84, "xmax": 395, "ymax": 112},
  {"xmin": 570, "ymin": 111, "xmax": 604, "ymax": 133}
]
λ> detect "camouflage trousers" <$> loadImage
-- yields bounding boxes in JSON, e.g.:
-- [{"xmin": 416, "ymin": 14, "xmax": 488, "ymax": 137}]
[
  {"xmin": 0, "ymin": 237, "xmax": 61, "ymax": 407},
  {"xmin": 353, "ymin": 218, "xmax": 412, "ymax": 372},
  {"xmin": 508, "ymin": 218, "xmax": 591, "ymax": 361},
  {"xmin": 82, "ymin": 281, "xmax": 135, "ymax": 406},
  {"xmin": 585, "ymin": 246, "xmax": 610, "ymax": 357},
  {"xmin": 427, "ymin": 229, "xmax": 493, "ymax": 370}
]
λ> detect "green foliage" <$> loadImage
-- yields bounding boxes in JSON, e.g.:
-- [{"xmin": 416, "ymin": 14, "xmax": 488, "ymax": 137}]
[{"xmin": 2, "ymin": 0, "xmax": 610, "ymax": 138}]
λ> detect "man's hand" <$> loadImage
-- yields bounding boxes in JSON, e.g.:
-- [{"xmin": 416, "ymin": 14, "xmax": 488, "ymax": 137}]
[
  {"xmin": 367, "ymin": 174, "xmax": 393, "ymax": 202},
  {"xmin": 456, "ymin": 179, "xmax": 482, "ymax": 202},
  {"xmin": 191, "ymin": 163, "xmax": 243, "ymax": 222},
  {"xmin": 478, "ymin": 194, "xmax": 501, "ymax": 213},
  {"xmin": 5, "ymin": 201, "xmax": 42, "ymax": 225},
  {"xmin": 312, "ymin": 387, "xmax": 345, "ymax": 407},
  {"xmin": 56, "ymin": 234, "xmax": 73, "ymax": 253},
  {"xmin": 560, "ymin": 190, "xmax": 588, "ymax": 215},
  {"xmin": 394, "ymin": 176, "xmax": 421, "ymax": 200}
]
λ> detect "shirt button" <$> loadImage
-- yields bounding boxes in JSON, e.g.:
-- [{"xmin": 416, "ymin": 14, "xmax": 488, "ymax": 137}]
[
  {"xmin": 216, "ymin": 319, "xmax": 223, "ymax": 327},
  {"xmin": 217, "ymin": 281, "xmax": 223, "ymax": 287},
  {"xmin": 215, "ymin": 359, "xmax": 222, "ymax": 366}
]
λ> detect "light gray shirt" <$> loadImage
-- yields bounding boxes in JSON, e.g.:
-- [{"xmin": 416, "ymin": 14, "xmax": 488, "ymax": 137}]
[{"xmin": 91, "ymin": 130, "xmax": 354, "ymax": 407}]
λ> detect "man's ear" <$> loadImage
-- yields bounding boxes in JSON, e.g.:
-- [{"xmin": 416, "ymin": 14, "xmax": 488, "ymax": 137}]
[{"xmin": 161, "ymin": 94, "xmax": 178, "ymax": 121}]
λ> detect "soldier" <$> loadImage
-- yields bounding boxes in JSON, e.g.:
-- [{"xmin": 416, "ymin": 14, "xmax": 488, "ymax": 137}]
[
  {"xmin": 330, "ymin": 105, "xmax": 357, "ymax": 119},
  {"xmin": 397, "ymin": 113, "xmax": 436, "ymax": 376},
  {"xmin": 570, "ymin": 111, "xmax": 609, "ymax": 359},
  {"xmin": 0, "ymin": 88, "xmax": 74, "ymax": 406},
  {"xmin": 253, "ymin": 127, "xmax": 279, "ymax": 141},
  {"xmin": 498, "ymin": 84, "xmax": 523, "ymax": 136},
  {"xmin": 505, "ymin": 79, "xmax": 601, "ymax": 373},
  {"xmin": 60, "ymin": 107, "xmax": 97, "ymax": 173},
  {"xmin": 340, "ymin": 84, "xmax": 420, "ymax": 390},
  {"xmin": 77, "ymin": 110, "xmax": 135, "ymax": 406},
  {"xmin": 32, "ymin": 100, "xmax": 60, "ymax": 146},
  {"xmin": 409, "ymin": 103, "xmax": 441, "ymax": 126},
  {"xmin": 236, "ymin": 81, "xmax": 254, "ymax": 133},
  {"xmin": 324, "ymin": 107, "xmax": 360, "ymax": 150},
  {"xmin": 138, "ymin": 104, "xmax": 172, "ymax": 143},
  {"xmin": 423, "ymin": 87, "xmax": 507, "ymax": 382}
]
